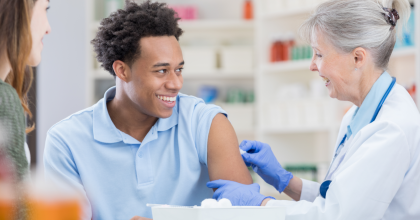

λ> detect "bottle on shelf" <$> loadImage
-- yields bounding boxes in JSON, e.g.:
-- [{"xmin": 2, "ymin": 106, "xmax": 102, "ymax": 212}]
[
  {"xmin": 270, "ymin": 34, "xmax": 284, "ymax": 62},
  {"xmin": 243, "ymin": 0, "xmax": 253, "ymax": 20},
  {"xmin": 170, "ymin": 5, "xmax": 198, "ymax": 20},
  {"xmin": 282, "ymin": 33, "xmax": 295, "ymax": 61},
  {"xmin": 270, "ymin": 33, "xmax": 312, "ymax": 63}
]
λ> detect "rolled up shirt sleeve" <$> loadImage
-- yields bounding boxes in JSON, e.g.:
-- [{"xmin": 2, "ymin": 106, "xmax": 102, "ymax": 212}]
[{"xmin": 188, "ymin": 98, "xmax": 227, "ymax": 166}]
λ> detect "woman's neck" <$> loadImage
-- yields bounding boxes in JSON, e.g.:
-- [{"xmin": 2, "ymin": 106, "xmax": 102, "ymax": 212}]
[
  {"xmin": 352, "ymin": 68, "xmax": 384, "ymax": 107},
  {"xmin": 0, "ymin": 50, "xmax": 11, "ymax": 81}
]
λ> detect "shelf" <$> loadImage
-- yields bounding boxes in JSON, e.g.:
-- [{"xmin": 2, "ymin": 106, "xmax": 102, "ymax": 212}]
[
  {"xmin": 178, "ymin": 20, "xmax": 254, "ymax": 30},
  {"xmin": 263, "ymin": 6, "xmax": 316, "ymax": 20},
  {"xmin": 262, "ymin": 125, "xmax": 332, "ymax": 134},
  {"xmin": 261, "ymin": 47, "xmax": 416, "ymax": 74},
  {"xmin": 183, "ymin": 70, "xmax": 254, "ymax": 80},
  {"xmin": 391, "ymin": 47, "xmax": 416, "ymax": 58},
  {"xmin": 92, "ymin": 70, "xmax": 254, "ymax": 80},
  {"xmin": 263, "ymin": 60, "xmax": 312, "ymax": 73},
  {"xmin": 92, "ymin": 20, "xmax": 255, "ymax": 32}
]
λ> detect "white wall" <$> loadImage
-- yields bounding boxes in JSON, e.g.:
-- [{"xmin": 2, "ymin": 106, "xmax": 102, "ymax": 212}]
[{"xmin": 37, "ymin": 0, "xmax": 88, "ymax": 168}]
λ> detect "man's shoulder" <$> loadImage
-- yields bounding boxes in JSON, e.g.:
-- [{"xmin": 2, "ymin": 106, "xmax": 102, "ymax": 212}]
[
  {"xmin": 176, "ymin": 93, "xmax": 226, "ymax": 121},
  {"xmin": 48, "ymin": 104, "xmax": 96, "ymax": 136}
]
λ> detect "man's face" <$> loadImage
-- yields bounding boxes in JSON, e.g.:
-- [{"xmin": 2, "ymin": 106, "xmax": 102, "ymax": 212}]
[{"xmin": 125, "ymin": 36, "xmax": 184, "ymax": 119}]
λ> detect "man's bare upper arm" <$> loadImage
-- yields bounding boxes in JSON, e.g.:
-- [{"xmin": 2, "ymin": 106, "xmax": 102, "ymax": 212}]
[{"xmin": 207, "ymin": 114, "xmax": 253, "ymax": 188}]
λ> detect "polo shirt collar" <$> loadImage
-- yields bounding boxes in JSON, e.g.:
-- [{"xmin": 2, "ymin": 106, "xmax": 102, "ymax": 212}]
[
  {"xmin": 93, "ymin": 87, "xmax": 179, "ymax": 143},
  {"xmin": 156, "ymin": 97, "xmax": 179, "ymax": 132},
  {"xmin": 346, "ymin": 71, "xmax": 393, "ymax": 139}
]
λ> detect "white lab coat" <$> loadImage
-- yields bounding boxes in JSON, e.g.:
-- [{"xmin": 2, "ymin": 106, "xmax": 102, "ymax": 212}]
[{"xmin": 267, "ymin": 84, "xmax": 420, "ymax": 220}]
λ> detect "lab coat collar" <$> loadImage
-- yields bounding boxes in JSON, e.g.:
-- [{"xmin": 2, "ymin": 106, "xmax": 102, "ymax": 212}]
[
  {"xmin": 347, "ymin": 72, "xmax": 393, "ymax": 139},
  {"xmin": 93, "ymin": 86, "xmax": 179, "ymax": 144}
]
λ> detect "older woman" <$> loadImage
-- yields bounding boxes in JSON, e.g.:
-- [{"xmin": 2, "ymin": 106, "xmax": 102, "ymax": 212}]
[{"xmin": 207, "ymin": 0, "xmax": 420, "ymax": 219}]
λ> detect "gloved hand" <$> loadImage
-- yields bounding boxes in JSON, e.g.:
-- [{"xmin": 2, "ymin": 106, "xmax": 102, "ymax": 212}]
[
  {"xmin": 240, "ymin": 140, "xmax": 293, "ymax": 193},
  {"xmin": 206, "ymin": 180, "xmax": 274, "ymax": 206}
]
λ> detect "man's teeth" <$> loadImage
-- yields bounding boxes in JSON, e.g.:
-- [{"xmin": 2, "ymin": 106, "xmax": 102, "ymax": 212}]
[{"xmin": 158, "ymin": 95, "xmax": 176, "ymax": 102}]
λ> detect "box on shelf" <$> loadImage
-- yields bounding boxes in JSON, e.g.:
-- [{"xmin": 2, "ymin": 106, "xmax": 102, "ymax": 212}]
[
  {"xmin": 220, "ymin": 46, "xmax": 254, "ymax": 73},
  {"xmin": 263, "ymin": 98, "xmax": 338, "ymax": 129},
  {"xmin": 181, "ymin": 46, "xmax": 217, "ymax": 75}
]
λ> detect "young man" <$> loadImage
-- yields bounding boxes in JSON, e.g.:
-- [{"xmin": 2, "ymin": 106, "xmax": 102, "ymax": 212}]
[{"xmin": 43, "ymin": 1, "xmax": 254, "ymax": 220}]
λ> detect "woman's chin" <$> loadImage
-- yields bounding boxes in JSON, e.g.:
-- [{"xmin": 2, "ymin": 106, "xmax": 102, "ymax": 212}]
[{"xmin": 27, "ymin": 52, "xmax": 42, "ymax": 67}]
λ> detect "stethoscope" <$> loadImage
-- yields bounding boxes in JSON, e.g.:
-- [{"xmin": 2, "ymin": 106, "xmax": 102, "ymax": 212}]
[{"xmin": 319, "ymin": 77, "xmax": 397, "ymax": 199}]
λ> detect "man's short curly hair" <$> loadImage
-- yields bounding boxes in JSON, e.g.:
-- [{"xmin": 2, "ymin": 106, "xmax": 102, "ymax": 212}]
[{"xmin": 91, "ymin": 0, "xmax": 183, "ymax": 76}]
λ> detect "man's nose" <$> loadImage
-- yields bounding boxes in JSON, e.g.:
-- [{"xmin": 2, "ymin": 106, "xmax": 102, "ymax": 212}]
[{"xmin": 165, "ymin": 70, "xmax": 183, "ymax": 91}]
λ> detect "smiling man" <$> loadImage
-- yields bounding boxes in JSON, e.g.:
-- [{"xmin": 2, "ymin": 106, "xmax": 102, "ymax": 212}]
[{"xmin": 42, "ymin": 1, "xmax": 253, "ymax": 220}]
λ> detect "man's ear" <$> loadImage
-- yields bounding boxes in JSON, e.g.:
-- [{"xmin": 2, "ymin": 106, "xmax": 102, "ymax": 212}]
[
  {"xmin": 353, "ymin": 47, "xmax": 367, "ymax": 69},
  {"xmin": 113, "ymin": 60, "xmax": 130, "ymax": 83}
]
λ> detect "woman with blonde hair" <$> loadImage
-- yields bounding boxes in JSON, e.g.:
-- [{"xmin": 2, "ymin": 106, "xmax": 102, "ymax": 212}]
[
  {"xmin": 0, "ymin": 0, "xmax": 51, "ymax": 180},
  {"xmin": 208, "ymin": 0, "xmax": 420, "ymax": 219}
]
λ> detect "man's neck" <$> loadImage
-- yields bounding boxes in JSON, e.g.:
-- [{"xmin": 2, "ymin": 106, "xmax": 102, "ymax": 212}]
[
  {"xmin": 107, "ymin": 94, "xmax": 158, "ymax": 143},
  {"xmin": 0, "ymin": 50, "xmax": 11, "ymax": 81}
]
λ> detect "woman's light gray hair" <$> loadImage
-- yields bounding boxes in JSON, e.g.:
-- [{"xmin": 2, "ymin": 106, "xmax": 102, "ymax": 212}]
[{"xmin": 300, "ymin": 0, "xmax": 411, "ymax": 70}]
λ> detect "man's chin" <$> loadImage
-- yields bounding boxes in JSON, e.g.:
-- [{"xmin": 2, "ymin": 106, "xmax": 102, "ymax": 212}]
[{"xmin": 156, "ymin": 109, "xmax": 173, "ymax": 119}]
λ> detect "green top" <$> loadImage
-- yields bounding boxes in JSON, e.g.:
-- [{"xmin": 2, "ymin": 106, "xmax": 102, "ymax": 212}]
[{"xmin": 0, "ymin": 78, "xmax": 28, "ymax": 181}]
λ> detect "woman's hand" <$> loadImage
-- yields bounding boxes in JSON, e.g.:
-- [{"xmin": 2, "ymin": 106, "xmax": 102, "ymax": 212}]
[
  {"xmin": 240, "ymin": 140, "xmax": 293, "ymax": 193},
  {"xmin": 206, "ymin": 179, "xmax": 273, "ymax": 206}
]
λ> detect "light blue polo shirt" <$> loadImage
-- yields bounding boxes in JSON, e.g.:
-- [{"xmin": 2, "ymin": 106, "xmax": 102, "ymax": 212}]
[
  {"xmin": 346, "ymin": 71, "xmax": 393, "ymax": 139},
  {"xmin": 43, "ymin": 87, "xmax": 227, "ymax": 220}
]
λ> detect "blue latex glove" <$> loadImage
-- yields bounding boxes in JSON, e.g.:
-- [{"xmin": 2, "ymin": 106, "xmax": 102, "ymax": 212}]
[
  {"xmin": 206, "ymin": 180, "xmax": 274, "ymax": 206},
  {"xmin": 240, "ymin": 140, "xmax": 293, "ymax": 193}
]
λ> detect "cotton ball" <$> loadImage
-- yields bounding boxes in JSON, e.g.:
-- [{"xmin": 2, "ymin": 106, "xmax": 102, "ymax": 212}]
[
  {"xmin": 218, "ymin": 198, "xmax": 232, "ymax": 207},
  {"xmin": 201, "ymin": 199, "xmax": 218, "ymax": 208}
]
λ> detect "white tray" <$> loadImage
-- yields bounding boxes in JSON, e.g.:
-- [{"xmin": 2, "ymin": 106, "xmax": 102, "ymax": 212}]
[{"xmin": 151, "ymin": 206, "xmax": 286, "ymax": 220}]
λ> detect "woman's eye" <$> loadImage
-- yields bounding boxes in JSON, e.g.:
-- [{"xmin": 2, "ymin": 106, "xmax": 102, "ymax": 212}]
[{"xmin": 316, "ymin": 54, "xmax": 322, "ymax": 58}]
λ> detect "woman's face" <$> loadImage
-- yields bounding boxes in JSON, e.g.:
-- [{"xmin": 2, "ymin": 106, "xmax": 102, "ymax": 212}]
[
  {"xmin": 309, "ymin": 32, "xmax": 359, "ymax": 102},
  {"xmin": 28, "ymin": 0, "xmax": 51, "ymax": 67}
]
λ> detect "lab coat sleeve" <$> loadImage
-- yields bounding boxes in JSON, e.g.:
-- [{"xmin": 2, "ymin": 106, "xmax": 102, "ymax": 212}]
[
  {"xmin": 43, "ymin": 129, "xmax": 92, "ymax": 220},
  {"xmin": 266, "ymin": 122, "xmax": 410, "ymax": 220},
  {"xmin": 300, "ymin": 179, "xmax": 320, "ymax": 202}
]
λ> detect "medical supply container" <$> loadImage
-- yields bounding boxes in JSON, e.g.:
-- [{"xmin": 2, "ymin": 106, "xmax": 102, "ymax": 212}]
[{"xmin": 151, "ymin": 205, "xmax": 286, "ymax": 220}]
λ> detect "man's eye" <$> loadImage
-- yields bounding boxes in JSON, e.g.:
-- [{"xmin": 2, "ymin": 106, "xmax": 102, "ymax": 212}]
[
  {"xmin": 158, "ymin": 69, "xmax": 166, "ymax": 73},
  {"xmin": 176, "ymin": 68, "xmax": 184, "ymax": 72},
  {"xmin": 316, "ymin": 54, "xmax": 322, "ymax": 58}
]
